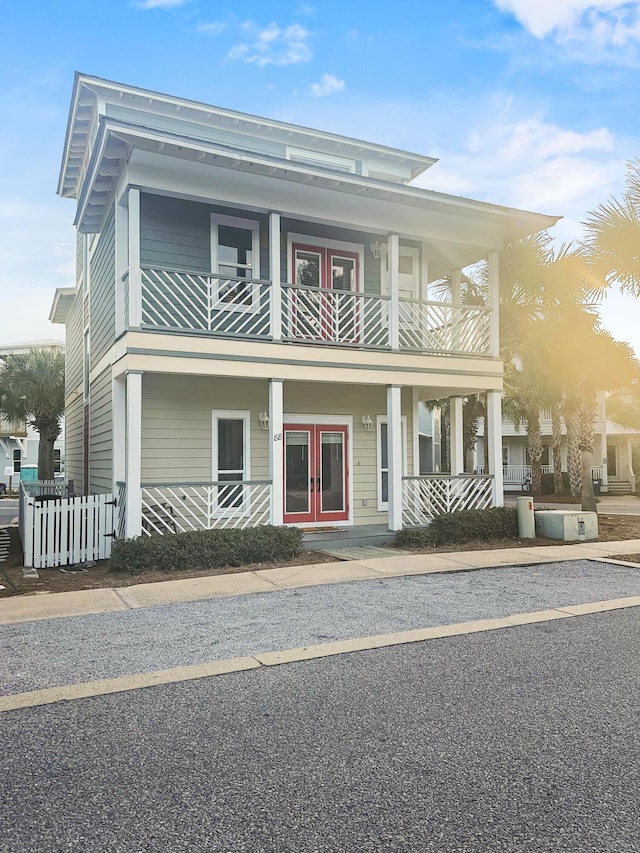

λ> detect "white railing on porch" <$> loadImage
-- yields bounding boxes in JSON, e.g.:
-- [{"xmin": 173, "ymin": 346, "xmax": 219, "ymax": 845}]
[
  {"xmin": 476, "ymin": 465, "xmax": 604, "ymax": 486},
  {"xmin": 140, "ymin": 480, "xmax": 272, "ymax": 535},
  {"xmin": 20, "ymin": 482, "xmax": 115, "ymax": 568},
  {"xmin": 281, "ymin": 284, "xmax": 390, "ymax": 348},
  {"xmin": 116, "ymin": 481, "xmax": 127, "ymax": 539},
  {"xmin": 402, "ymin": 474, "xmax": 494, "ymax": 527},
  {"xmin": 398, "ymin": 299, "xmax": 491, "ymax": 355},
  {"xmin": 141, "ymin": 267, "xmax": 272, "ymax": 338}
]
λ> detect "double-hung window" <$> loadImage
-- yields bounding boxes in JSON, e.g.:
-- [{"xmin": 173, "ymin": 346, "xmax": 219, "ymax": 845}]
[
  {"xmin": 210, "ymin": 214, "xmax": 260, "ymax": 312},
  {"xmin": 12, "ymin": 448, "xmax": 21, "ymax": 473},
  {"xmin": 212, "ymin": 410, "xmax": 250, "ymax": 515}
]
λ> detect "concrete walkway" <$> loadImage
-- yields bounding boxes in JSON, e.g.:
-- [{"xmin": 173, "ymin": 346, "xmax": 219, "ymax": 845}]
[
  {"xmin": 505, "ymin": 494, "xmax": 640, "ymax": 515},
  {"xmin": 1, "ymin": 538, "xmax": 639, "ymax": 625}
]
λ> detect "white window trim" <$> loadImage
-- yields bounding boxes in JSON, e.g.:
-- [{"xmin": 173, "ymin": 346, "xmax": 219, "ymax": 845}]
[
  {"xmin": 285, "ymin": 146, "xmax": 356, "ymax": 174},
  {"xmin": 377, "ymin": 415, "xmax": 408, "ymax": 513},
  {"xmin": 212, "ymin": 410, "xmax": 251, "ymax": 518},
  {"xmin": 210, "ymin": 213, "xmax": 261, "ymax": 314}
]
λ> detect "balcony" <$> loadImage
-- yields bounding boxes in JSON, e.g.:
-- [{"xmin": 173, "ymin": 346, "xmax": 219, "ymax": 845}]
[
  {"xmin": 0, "ymin": 416, "xmax": 27, "ymax": 438},
  {"xmin": 133, "ymin": 266, "xmax": 493, "ymax": 357}
]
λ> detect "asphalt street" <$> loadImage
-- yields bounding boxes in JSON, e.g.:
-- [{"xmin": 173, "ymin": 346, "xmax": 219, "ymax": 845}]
[
  {"xmin": 3, "ymin": 608, "xmax": 640, "ymax": 852},
  {"xmin": 5, "ymin": 559, "xmax": 640, "ymax": 695}
]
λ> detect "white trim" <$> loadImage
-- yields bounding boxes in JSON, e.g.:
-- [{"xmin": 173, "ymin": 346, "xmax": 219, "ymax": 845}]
[
  {"xmin": 284, "ymin": 413, "xmax": 354, "ymax": 527},
  {"xmin": 211, "ymin": 409, "xmax": 251, "ymax": 517},
  {"xmin": 380, "ymin": 245, "xmax": 421, "ymax": 299},
  {"xmin": 286, "ymin": 232, "xmax": 364, "ymax": 290},
  {"xmin": 285, "ymin": 146, "xmax": 356, "ymax": 174},
  {"xmin": 210, "ymin": 213, "xmax": 261, "ymax": 313},
  {"xmin": 376, "ymin": 414, "xmax": 408, "ymax": 512}
]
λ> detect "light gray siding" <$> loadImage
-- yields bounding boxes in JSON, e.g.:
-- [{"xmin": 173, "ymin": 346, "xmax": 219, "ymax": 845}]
[
  {"xmin": 89, "ymin": 205, "xmax": 116, "ymax": 367},
  {"xmin": 65, "ymin": 295, "xmax": 84, "ymax": 395},
  {"xmin": 89, "ymin": 368, "xmax": 113, "ymax": 494},
  {"xmin": 65, "ymin": 395, "xmax": 84, "ymax": 490},
  {"xmin": 141, "ymin": 375, "xmax": 414, "ymax": 526}
]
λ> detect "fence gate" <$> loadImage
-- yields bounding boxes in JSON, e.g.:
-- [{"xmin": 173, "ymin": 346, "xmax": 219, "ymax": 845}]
[{"xmin": 22, "ymin": 493, "xmax": 115, "ymax": 569}]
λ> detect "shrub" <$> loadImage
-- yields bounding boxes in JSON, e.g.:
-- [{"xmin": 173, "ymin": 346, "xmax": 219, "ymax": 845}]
[
  {"xmin": 395, "ymin": 506, "xmax": 519, "ymax": 548},
  {"xmin": 110, "ymin": 525, "xmax": 304, "ymax": 574}
]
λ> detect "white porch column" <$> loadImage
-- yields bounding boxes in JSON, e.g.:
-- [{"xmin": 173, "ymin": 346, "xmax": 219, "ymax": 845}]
[
  {"xmin": 269, "ymin": 212, "xmax": 282, "ymax": 341},
  {"xmin": 269, "ymin": 379, "xmax": 284, "ymax": 526},
  {"xmin": 387, "ymin": 385, "xmax": 403, "ymax": 530},
  {"xmin": 451, "ymin": 268, "xmax": 461, "ymax": 351},
  {"xmin": 486, "ymin": 389, "xmax": 504, "ymax": 506},
  {"xmin": 114, "ymin": 200, "xmax": 128, "ymax": 335},
  {"xmin": 599, "ymin": 433, "xmax": 609, "ymax": 492},
  {"xmin": 388, "ymin": 233, "xmax": 400, "ymax": 350},
  {"xmin": 112, "ymin": 374, "xmax": 126, "ymax": 489},
  {"xmin": 449, "ymin": 397, "xmax": 464, "ymax": 475},
  {"xmin": 412, "ymin": 387, "xmax": 421, "ymax": 477},
  {"xmin": 125, "ymin": 371, "xmax": 143, "ymax": 538},
  {"xmin": 488, "ymin": 250, "xmax": 500, "ymax": 357},
  {"xmin": 128, "ymin": 187, "xmax": 142, "ymax": 328}
]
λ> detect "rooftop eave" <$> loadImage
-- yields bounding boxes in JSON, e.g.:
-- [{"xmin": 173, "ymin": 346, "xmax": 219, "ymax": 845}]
[
  {"xmin": 49, "ymin": 287, "xmax": 77, "ymax": 324},
  {"xmin": 58, "ymin": 72, "xmax": 438, "ymax": 201},
  {"xmin": 76, "ymin": 118, "xmax": 559, "ymax": 239}
]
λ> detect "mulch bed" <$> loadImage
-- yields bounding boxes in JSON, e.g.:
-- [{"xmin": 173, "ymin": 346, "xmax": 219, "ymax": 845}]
[{"xmin": 2, "ymin": 513, "xmax": 640, "ymax": 599}]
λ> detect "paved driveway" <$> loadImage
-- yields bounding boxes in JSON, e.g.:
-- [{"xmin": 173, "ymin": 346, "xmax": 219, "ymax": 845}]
[{"xmin": 2, "ymin": 608, "xmax": 640, "ymax": 852}]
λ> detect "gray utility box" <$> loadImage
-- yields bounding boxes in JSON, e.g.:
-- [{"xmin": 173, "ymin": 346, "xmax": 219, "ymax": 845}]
[{"xmin": 534, "ymin": 510, "xmax": 598, "ymax": 542}]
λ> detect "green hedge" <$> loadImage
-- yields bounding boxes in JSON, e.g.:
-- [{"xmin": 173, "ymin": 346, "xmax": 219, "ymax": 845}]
[
  {"xmin": 110, "ymin": 525, "xmax": 304, "ymax": 574},
  {"xmin": 395, "ymin": 507, "xmax": 519, "ymax": 548}
]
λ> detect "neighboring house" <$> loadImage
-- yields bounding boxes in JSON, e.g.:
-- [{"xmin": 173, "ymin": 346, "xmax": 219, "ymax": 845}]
[
  {"xmin": 472, "ymin": 391, "xmax": 639, "ymax": 494},
  {"xmin": 0, "ymin": 340, "xmax": 66, "ymax": 486},
  {"xmin": 49, "ymin": 74, "xmax": 556, "ymax": 535}
]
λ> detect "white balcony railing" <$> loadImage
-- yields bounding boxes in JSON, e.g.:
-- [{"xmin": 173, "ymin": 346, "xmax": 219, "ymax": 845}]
[
  {"xmin": 402, "ymin": 474, "xmax": 494, "ymax": 527},
  {"xmin": 141, "ymin": 267, "xmax": 272, "ymax": 339},
  {"xmin": 140, "ymin": 480, "xmax": 272, "ymax": 534},
  {"xmin": 134, "ymin": 266, "xmax": 494, "ymax": 356},
  {"xmin": 281, "ymin": 284, "xmax": 391, "ymax": 348},
  {"xmin": 398, "ymin": 299, "xmax": 491, "ymax": 355},
  {"xmin": 475, "ymin": 465, "xmax": 605, "ymax": 486}
]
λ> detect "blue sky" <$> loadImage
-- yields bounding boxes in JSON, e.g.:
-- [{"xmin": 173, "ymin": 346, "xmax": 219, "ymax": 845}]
[{"xmin": 2, "ymin": 0, "xmax": 640, "ymax": 354}]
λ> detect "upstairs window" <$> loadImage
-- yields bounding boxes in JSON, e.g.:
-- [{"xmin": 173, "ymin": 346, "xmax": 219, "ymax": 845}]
[
  {"xmin": 210, "ymin": 214, "xmax": 260, "ymax": 311},
  {"xmin": 12, "ymin": 448, "xmax": 21, "ymax": 473}
]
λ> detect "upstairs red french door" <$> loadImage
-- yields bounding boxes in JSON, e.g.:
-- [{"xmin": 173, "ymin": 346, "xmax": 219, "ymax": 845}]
[
  {"xmin": 283, "ymin": 424, "xmax": 349, "ymax": 524},
  {"xmin": 291, "ymin": 244, "xmax": 360, "ymax": 343}
]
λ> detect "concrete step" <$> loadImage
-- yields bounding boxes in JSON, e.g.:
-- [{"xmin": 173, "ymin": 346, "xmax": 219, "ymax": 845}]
[
  {"xmin": 302, "ymin": 524, "xmax": 395, "ymax": 551},
  {"xmin": 607, "ymin": 482, "xmax": 633, "ymax": 495}
]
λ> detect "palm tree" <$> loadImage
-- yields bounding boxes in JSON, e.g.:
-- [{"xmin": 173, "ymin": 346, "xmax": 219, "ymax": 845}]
[
  {"xmin": 583, "ymin": 158, "xmax": 640, "ymax": 297},
  {"xmin": 0, "ymin": 350, "xmax": 65, "ymax": 481}
]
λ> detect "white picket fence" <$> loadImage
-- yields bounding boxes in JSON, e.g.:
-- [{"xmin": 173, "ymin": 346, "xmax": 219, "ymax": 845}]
[{"xmin": 20, "ymin": 482, "xmax": 115, "ymax": 568}]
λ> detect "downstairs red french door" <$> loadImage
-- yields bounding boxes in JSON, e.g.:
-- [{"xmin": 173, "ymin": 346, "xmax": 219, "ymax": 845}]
[{"xmin": 283, "ymin": 424, "xmax": 349, "ymax": 524}]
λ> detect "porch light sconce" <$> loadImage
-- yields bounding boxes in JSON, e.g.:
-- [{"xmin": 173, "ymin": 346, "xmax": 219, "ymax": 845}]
[
  {"xmin": 361, "ymin": 414, "xmax": 374, "ymax": 432},
  {"xmin": 259, "ymin": 412, "xmax": 270, "ymax": 430},
  {"xmin": 369, "ymin": 241, "xmax": 382, "ymax": 260}
]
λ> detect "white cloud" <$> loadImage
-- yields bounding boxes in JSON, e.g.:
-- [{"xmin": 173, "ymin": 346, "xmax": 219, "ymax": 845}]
[
  {"xmin": 494, "ymin": 0, "xmax": 640, "ymax": 43},
  {"xmin": 137, "ymin": 0, "xmax": 189, "ymax": 8},
  {"xmin": 311, "ymin": 73, "xmax": 345, "ymax": 97},
  {"xmin": 198, "ymin": 21, "xmax": 227, "ymax": 35},
  {"xmin": 228, "ymin": 23, "xmax": 312, "ymax": 66}
]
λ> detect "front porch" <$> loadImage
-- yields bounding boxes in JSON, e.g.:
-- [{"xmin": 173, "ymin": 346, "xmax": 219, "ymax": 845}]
[{"xmin": 113, "ymin": 374, "xmax": 503, "ymax": 538}]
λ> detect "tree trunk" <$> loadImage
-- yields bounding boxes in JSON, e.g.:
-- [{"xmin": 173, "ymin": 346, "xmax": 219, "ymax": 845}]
[
  {"xmin": 551, "ymin": 403, "xmax": 564, "ymax": 494},
  {"xmin": 566, "ymin": 411, "xmax": 581, "ymax": 497},
  {"xmin": 35, "ymin": 417, "xmax": 60, "ymax": 481},
  {"xmin": 578, "ymin": 401, "xmax": 597, "ymax": 513},
  {"xmin": 526, "ymin": 411, "xmax": 543, "ymax": 496}
]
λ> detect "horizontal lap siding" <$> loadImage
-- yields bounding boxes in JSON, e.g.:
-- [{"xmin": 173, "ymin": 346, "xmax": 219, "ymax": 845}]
[
  {"xmin": 89, "ymin": 369, "xmax": 113, "ymax": 494},
  {"xmin": 141, "ymin": 375, "xmax": 269, "ymax": 484},
  {"xmin": 65, "ymin": 296, "xmax": 83, "ymax": 395},
  {"xmin": 65, "ymin": 395, "xmax": 84, "ymax": 489},
  {"xmin": 141, "ymin": 377, "xmax": 413, "ymax": 526},
  {"xmin": 90, "ymin": 206, "xmax": 116, "ymax": 367},
  {"xmin": 140, "ymin": 195, "xmax": 269, "ymax": 278}
]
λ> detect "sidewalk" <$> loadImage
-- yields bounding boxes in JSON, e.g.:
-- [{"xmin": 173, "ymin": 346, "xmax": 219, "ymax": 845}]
[{"xmin": 2, "ymin": 537, "xmax": 639, "ymax": 626}]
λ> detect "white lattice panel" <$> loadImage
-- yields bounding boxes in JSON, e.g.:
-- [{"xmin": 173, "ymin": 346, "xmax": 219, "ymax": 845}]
[
  {"xmin": 282, "ymin": 285, "xmax": 390, "ymax": 347},
  {"xmin": 402, "ymin": 476, "xmax": 494, "ymax": 527},
  {"xmin": 398, "ymin": 300, "xmax": 491, "ymax": 355}
]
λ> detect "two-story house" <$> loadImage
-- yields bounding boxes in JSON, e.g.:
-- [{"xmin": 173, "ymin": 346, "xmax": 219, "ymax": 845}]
[{"xmin": 50, "ymin": 74, "xmax": 557, "ymax": 538}]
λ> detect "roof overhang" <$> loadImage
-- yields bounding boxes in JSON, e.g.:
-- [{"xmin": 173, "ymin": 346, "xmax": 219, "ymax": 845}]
[
  {"xmin": 59, "ymin": 73, "xmax": 438, "ymax": 200},
  {"xmin": 75, "ymin": 117, "xmax": 560, "ymax": 244},
  {"xmin": 49, "ymin": 287, "xmax": 77, "ymax": 324}
]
